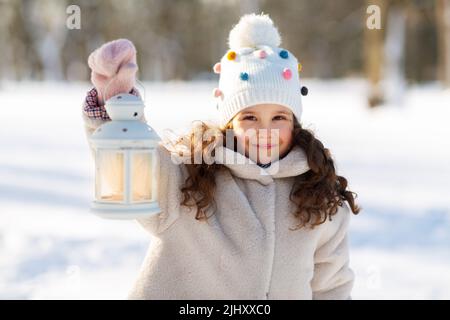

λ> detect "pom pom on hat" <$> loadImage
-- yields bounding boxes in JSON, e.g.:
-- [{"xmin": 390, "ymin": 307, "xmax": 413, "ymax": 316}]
[
  {"xmin": 213, "ymin": 62, "xmax": 221, "ymax": 74},
  {"xmin": 213, "ymin": 88, "xmax": 223, "ymax": 99},
  {"xmin": 228, "ymin": 13, "xmax": 281, "ymax": 50}
]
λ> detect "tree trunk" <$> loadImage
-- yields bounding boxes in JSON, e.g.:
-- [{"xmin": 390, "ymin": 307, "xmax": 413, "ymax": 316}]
[
  {"xmin": 383, "ymin": 4, "xmax": 407, "ymax": 106},
  {"xmin": 436, "ymin": 0, "xmax": 450, "ymax": 87},
  {"xmin": 364, "ymin": 0, "xmax": 388, "ymax": 107}
]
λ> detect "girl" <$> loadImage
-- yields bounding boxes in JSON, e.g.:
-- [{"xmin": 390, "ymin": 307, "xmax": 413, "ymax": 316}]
[{"xmin": 82, "ymin": 14, "xmax": 360, "ymax": 300}]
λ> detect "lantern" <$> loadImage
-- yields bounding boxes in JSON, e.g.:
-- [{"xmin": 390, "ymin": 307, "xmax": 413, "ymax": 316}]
[{"xmin": 89, "ymin": 93, "xmax": 161, "ymax": 219}]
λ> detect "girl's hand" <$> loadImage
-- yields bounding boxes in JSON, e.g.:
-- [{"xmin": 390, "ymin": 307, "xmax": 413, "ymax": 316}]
[{"xmin": 88, "ymin": 38, "xmax": 138, "ymax": 105}]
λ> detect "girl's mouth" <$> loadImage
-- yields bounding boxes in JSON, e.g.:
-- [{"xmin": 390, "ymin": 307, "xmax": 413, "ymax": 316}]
[{"xmin": 252, "ymin": 144, "xmax": 278, "ymax": 149}]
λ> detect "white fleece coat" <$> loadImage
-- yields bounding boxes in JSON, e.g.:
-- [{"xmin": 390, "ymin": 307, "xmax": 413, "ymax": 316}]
[{"xmin": 83, "ymin": 111, "xmax": 354, "ymax": 300}]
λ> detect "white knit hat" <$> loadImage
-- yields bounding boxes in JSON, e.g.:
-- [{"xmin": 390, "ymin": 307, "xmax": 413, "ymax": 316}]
[{"xmin": 213, "ymin": 13, "xmax": 306, "ymax": 128}]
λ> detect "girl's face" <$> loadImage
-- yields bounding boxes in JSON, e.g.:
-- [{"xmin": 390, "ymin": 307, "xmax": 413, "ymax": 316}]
[{"xmin": 230, "ymin": 104, "xmax": 294, "ymax": 165}]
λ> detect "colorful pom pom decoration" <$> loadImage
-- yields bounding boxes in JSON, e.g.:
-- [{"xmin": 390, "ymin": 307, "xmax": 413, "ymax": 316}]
[
  {"xmin": 279, "ymin": 50, "xmax": 289, "ymax": 59},
  {"xmin": 213, "ymin": 62, "xmax": 221, "ymax": 74},
  {"xmin": 255, "ymin": 50, "xmax": 267, "ymax": 59},
  {"xmin": 282, "ymin": 68, "xmax": 292, "ymax": 80},
  {"xmin": 213, "ymin": 88, "xmax": 223, "ymax": 98},
  {"xmin": 301, "ymin": 86, "xmax": 308, "ymax": 96},
  {"xmin": 227, "ymin": 51, "xmax": 237, "ymax": 61},
  {"xmin": 240, "ymin": 72, "xmax": 249, "ymax": 81}
]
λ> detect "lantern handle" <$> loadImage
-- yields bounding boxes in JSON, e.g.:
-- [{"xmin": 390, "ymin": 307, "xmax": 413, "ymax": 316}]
[
  {"xmin": 134, "ymin": 79, "xmax": 146, "ymax": 103},
  {"xmin": 102, "ymin": 77, "xmax": 146, "ymax": 104}
]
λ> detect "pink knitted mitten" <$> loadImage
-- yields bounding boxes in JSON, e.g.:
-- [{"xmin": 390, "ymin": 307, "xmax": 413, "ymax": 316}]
[{"xmin": 88, "ymin": 38, "xmax": 138, "ymax": 105}]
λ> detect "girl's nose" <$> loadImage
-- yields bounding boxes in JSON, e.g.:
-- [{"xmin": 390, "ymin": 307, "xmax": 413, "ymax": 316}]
[{"xmin": 256, "ymin": 128, "xmax": 279, "ymax": 140}]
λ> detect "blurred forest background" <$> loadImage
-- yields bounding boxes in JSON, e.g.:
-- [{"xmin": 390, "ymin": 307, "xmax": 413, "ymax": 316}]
[{"xmin": 0, "ymin": 0, "xmax": 449, "ymax": 94}]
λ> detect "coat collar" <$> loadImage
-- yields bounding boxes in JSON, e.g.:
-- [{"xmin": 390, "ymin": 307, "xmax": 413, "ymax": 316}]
[{"xmin": 214, "ymin": 144, "xmax": 310, "ymax": 185}]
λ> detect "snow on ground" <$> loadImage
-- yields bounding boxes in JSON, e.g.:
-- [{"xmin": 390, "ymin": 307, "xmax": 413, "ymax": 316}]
[{"xmin": 0, "ymin": 79, "xmax": 449, "ymax": 299}]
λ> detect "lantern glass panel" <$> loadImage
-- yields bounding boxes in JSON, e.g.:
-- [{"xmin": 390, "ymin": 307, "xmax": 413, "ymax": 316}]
[
  {"xmin": 95, "ymin": 150, "xmax": 124, "ymax": 202},
  {"xmin": 132, "ymin": 152, "xmax": 153, "ymax": 202}
]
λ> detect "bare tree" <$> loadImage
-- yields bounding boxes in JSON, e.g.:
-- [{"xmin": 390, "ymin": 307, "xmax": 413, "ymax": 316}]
[{"xmin": 436, "ymin": 0, "xmax": 450, "ymax": 87}]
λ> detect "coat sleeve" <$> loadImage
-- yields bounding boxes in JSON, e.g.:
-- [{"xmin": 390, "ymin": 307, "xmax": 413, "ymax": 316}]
[
  {"xmin": 311, "ymin": 204, "xmax": 355, "ymax": 300},
  {"xmin": 82, "ymin": 89, "xmax": 184, "ymax": 236}
]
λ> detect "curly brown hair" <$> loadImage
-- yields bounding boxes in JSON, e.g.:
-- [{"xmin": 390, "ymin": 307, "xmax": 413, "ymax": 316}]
[{"xmin": 169, "ymin": 117, "xmax": 360, "ymax": 230}]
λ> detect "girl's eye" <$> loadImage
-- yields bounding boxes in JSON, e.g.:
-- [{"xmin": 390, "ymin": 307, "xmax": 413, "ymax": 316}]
[
  {"xmin": 242, "ymin": 116, "xmax": 257, "ymax": 121},
  {"xmin": 273, "ymin": 115, "xmax": 287, "ymax": 120}
]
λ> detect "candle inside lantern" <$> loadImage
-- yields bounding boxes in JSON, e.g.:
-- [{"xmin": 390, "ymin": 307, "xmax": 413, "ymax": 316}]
[
  {"xmin": 132, "ymin": 152, "xmax": 153, "ymax": 201},
  {"xmin": 95, "ymin": 150, "xmax": 124, "ymax": 201}
]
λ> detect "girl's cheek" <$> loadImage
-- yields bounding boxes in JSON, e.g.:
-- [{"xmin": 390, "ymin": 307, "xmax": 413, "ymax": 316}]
[
  {"xmin": 277, "ymin": 124, "xmax": 293, "ymax": 140},
  {"xmin": 280, "ymin": 129, "xmax": 292, "ymax": 142},
  {"xmin": 234, "ymin": 134, "xmax": 248, "ymax": 153}
]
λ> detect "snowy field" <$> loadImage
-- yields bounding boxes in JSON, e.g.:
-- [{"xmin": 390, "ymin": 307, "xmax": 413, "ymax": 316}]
[{"xmin": 0, "ymin": 79, "xmax": 449, "ymax": 299}]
